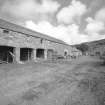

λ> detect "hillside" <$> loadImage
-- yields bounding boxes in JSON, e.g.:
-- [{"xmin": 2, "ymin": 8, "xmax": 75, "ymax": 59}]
[
  {"xmin": 84, "ymin": 39, "xmax": 105, "ymax": 47},
  {"xmin": 74, "ymin": 39, "xmax": 105, "ymax": 55}
]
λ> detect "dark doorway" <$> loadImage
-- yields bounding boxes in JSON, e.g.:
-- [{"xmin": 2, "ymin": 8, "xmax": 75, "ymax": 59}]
[
  {"xmin": 0, "ymin": 46, "xmax": 14, "ymax": 63},
  {"xmin": 20, "ymin": 48, "xmax": 33, "ymax": 61},
  {"xmin": 36, "ymin": 49, "xmax": 44, "ymax": 58}
]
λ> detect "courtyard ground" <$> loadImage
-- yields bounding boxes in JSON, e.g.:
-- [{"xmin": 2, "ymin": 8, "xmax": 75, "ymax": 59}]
[{"xmin": 0, "ymin": 56, "xmax": 105, "ymax": 105}]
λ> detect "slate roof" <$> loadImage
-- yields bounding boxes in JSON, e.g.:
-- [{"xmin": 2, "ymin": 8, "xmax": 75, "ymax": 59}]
[{"xmin": 0, "ymin": 18, "xmax": 67, "ymax": 45}]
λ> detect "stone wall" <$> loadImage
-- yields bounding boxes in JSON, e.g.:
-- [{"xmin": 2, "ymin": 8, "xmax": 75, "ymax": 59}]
[
  {"xmin": 88, "ymin": 45, "xmax": 105, "ymax": 56},
  {"xmin": 0, "ymin": 28, "xmax": 81, "ymax": 63}
]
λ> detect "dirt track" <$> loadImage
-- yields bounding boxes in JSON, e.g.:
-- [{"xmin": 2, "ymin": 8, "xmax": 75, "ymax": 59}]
[{"xmin": 0, "ymin": 56, "xmax": 105, "ymax": 105}]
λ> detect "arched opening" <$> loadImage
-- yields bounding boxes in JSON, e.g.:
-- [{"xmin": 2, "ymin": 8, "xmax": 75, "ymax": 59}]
[
  {"xmin": 64, "ymin": 50, "xmax": 68, "ymax": 59},
  {"xmin": 64, "ymin": 51, "xmax": 68, "ymax": 56}
]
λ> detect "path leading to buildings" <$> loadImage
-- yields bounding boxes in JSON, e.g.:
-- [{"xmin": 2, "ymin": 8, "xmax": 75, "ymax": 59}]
[{"xmin": 0, "ymin": 56, "xmax": 105, "ymax": 105}]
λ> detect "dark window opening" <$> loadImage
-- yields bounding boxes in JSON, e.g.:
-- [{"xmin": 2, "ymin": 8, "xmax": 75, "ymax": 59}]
[
  {"xmin": 0, "ymin": 46, "xmax": 14, "ymax": 63},
  {"xmin": 36, "ymin": 49, "xmax": 44, "ymax": 58},
  {"xmin": 3, "ymin": 29, "xmax": 9, "ymax": 34},
  {"xmin": 20, "ymin": 48, "xmax": 33, "ymax": 61},
  {"xmin": 95, "ymin": 51, "xmax": 100, "ymax": 56}
]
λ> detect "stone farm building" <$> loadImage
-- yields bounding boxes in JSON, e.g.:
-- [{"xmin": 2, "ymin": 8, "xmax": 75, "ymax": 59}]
[{"xmin": 0, "ymin": 19, "xmax": 81, "ymax": 63}]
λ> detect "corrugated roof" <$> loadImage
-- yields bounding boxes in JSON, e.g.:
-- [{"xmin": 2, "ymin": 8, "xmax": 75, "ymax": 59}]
[{"xmin": 0, "ymin": 18, "xmax": 67, "ymax": 45}]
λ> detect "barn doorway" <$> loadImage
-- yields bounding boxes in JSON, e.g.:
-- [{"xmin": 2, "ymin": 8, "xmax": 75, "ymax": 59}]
[
  {"xmin": 0, "ymin": 46, "xmax": 14, "ymax": 63},
  {"xmin": 20, "ymin": 48, "xmax": 33, "ymax": 61},
  {"xmin": 47, "ymin": 49, "xmax": 54, "ymax": 60},
  {"xmin": 36, "ymin": 49, "xmax": 44, "ymax": 58}
]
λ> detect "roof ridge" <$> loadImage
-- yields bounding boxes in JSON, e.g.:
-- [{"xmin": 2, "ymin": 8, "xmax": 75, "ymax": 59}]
[{"xmin": 0, "ymin": 18, "xmax": 68, "ymax": 45}]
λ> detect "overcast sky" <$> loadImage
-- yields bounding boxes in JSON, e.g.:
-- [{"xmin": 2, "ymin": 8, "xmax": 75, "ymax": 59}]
[{"xmin": 0, "ymin": 0, "xmax": 105, "ymax": 45}]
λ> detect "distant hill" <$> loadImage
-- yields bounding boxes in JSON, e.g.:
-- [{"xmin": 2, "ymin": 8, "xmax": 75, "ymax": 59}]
[
  {"xmin": 74, "ymin": 39, "xmax": 105, "ymax": 56},
  {"xmin": 83, "ymin": 39, "xmax": 105, "ymax": 47},
  {"xmin": 74, "ymin": 39, "xmax": 105, "ymax": 47}
]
